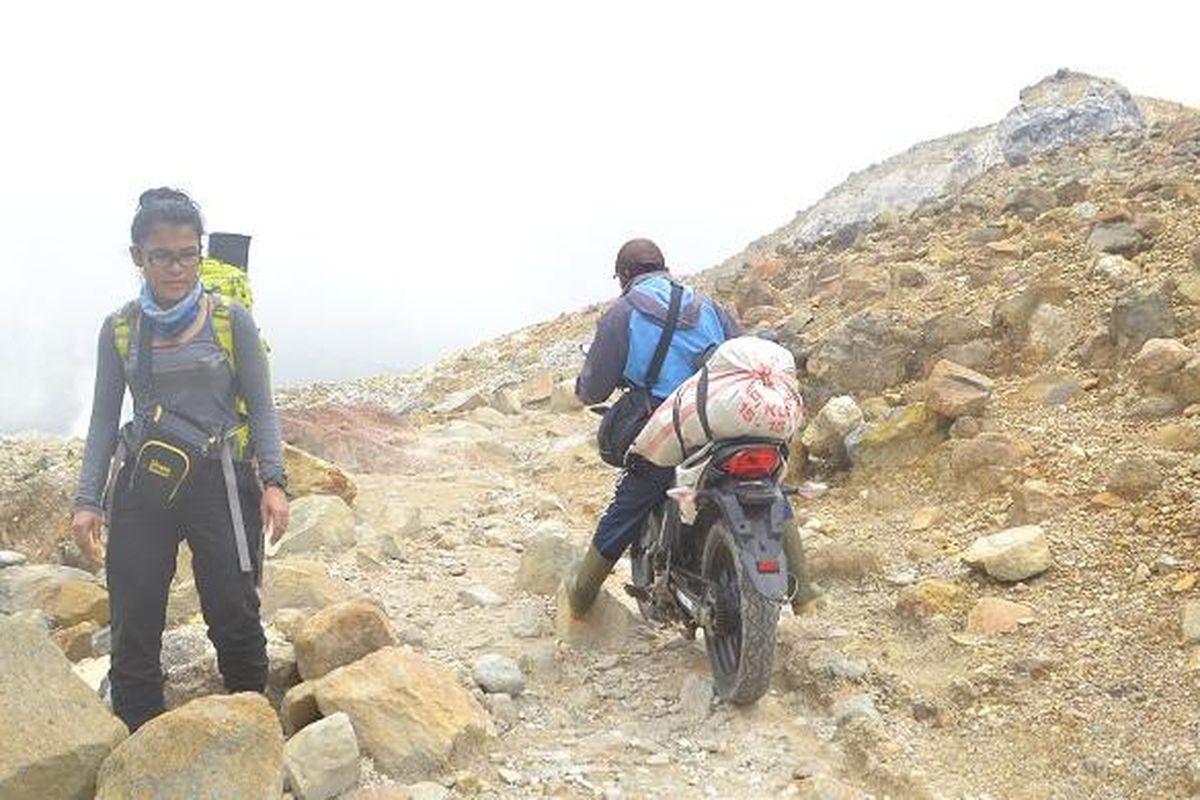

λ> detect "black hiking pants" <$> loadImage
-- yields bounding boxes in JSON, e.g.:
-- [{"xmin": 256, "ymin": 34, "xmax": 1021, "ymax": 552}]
[{"xmin": 106, "ymin": 457, "xmax": 267, "ymax": 732}]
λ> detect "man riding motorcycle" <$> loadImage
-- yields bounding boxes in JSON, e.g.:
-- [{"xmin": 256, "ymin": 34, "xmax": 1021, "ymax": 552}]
[{"xmin": 564, "ymin": 238, "xmax": 817, "ymax": 619}]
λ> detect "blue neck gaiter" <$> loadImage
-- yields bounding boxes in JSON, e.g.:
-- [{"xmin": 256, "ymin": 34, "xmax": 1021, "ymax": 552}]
[{"xmin": 140, "ymin": 280, "xmax": 204, "ymax": 338}]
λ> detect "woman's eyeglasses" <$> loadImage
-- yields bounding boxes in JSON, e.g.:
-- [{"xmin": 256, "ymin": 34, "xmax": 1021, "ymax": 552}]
[{"xmin": 145, "ymin": 247, "xmax": 201, "ymax": 270}]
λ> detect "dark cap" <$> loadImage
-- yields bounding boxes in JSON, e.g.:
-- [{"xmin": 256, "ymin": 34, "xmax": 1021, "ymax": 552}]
[{"xmin": 615, "ymin": 238, "xmax": 665, "ymax": 276}]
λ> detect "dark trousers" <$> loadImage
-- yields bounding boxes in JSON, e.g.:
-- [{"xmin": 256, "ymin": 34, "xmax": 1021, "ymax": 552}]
[
  {"xmin": 107, "ymin": 458, "xmax": 267, "ymax": 731},
  {"xmin": 592, "ymin": 458, "xmax": 676, "ymax": 561},
  {"xmin": 591, "ymin": 456, "xmax": 796, "ymax": 562}
]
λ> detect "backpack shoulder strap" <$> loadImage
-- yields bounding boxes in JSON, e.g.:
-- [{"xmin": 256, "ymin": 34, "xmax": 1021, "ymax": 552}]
[
  {"xmin": 110, "ymin": 300, "xmax": 140, "ymax": 362},
  {"xmin": 643, "ymin": 282, "xmax": 684, "ymax": 389},
  {"xmin": 208, "ymin": 292, "xmax": 238, "ymax": 373}
]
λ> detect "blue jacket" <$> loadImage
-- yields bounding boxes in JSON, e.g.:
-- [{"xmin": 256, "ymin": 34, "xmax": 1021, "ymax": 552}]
[{"xmin": 576, "ymin": 272, "xmax": 741, "ymax": 404}]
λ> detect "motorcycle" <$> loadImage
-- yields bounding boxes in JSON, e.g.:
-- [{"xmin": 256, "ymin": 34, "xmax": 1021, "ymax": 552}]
[{"xmin": 623, "ymin": 437, "xmax": 824, "ymax": 705}]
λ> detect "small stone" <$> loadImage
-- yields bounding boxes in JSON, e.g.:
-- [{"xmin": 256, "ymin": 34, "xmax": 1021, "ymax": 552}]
[
  {"xmin": 646, "ymin": 753, "xmax": 671, "ymax": 767},
  {"xmin": 458, "ymin": 585, "xmax": 504, "ymax": 609},
  {"xmin": 51, "ymin": 620, "xmax": 98, "ymax": 662},
  {"xmin": 1009, "ymin": 480, "xmax": 1061, "ymax": 525},
  {"xmin": 1173, "ymin": 573, "xmax": 1198, "ymax": 593},
  {"xmin": 1107, "ymin": 457, "xmax": 1165, "ymax": 499},
  {"xmin": 965, "ymin": 597, "xmax": 1035, "ymax": 634},
  {"xmin": 909, "ymin": 506, "xmax": 943, "ymax": 531},
  {"xmin": 925, "ymin": 360, "xmax": 994, "ymax": 419},
  {"xmin": 1132, "ymin": 338, "xmax": 1192, "ymax": 378},
  {"xmin": 1183, "ymin": 601, "xmax": 1200, "ymax": 644},
  {"xmin": 896, "ymin": 580, "xmax": 965, "ymax": 619},
  {"xmin": 1149, "ymin": 424, "xmax": 1200, "ymax": 452},
  {"xmin": 949, "ymin": 415, "xmax": 983, "ymax": 439},
  {"xmin": 0, "ymin": 550, "xmax": 27, "ymax": 568},
  {"xmin": 1111, "ymin": 287, "xmax": 1176, "ymax": 355},
  {"xmin": 961, "ymin": 526, "xmax": 1053, "ymax": 582},
  {"xmin": 830, "ymin": 693, "xmax": 881, "ymax": 725},
  {"xmin": 1092, "ymin": 254, "xmax": 1137, "ymax": 287},
  {"xmin": 472, "ymin": 654, "xmax": 526, "ymax": 696},
  {"xmin": 807, "ymin": 543, "xmax": 882, "ymax": 582},
  {"xmin": 284, "ymin": 712, "xmax": 360, "ymax": 800},
  {"xmin": 507, "ymin": 601, "xmax": 548, "ymax": 639},
  {"xmin": 1088, "ymin": 222, "xmax": 1146, "ymax": 255}
]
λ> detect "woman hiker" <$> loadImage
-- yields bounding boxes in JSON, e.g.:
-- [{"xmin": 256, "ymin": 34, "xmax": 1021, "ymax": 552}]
[{"xmin": 72, "ymin": 187, "xmax": 289, "ymax": 731}]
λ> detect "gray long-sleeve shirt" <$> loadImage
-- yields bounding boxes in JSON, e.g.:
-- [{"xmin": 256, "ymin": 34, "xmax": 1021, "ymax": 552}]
[{"xmin": 74, "ymin": 299, "xmax": 284, "ymax": 512}]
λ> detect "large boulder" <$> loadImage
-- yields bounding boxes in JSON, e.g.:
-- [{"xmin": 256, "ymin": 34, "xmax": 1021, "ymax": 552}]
[
  {"xmin": 276, "ymin": 495, "xmax": 357, "ymax": 556},
  {"xmin": 261, "ymin": 559, "xmax": 352, "ymax": 617},
  {"xmin": 995, "ymin": 70, "xmax": 1144, "ymax": 166},
  {"xmin": 284, "ymin": 443, "xmax": 357, "ymax": 505},
  {"xmin": 924, "ymin": 360, "xmax": 993, "ymax": 419},
  {"xmin": 807, "ymin": 311, "xmax": 919, "ymax": 395},
  {"xmin": 961, "ymin": 525, "xmax": 1053, "ymax": 582},
  {"xmin": 294, "ymin": 599, "xmax": 398, "ymax": 681},
  {"xmin": 0, "ymin": 564, "xmax": 109, "ymax": 628},
  {"xmin": 284, "ymin": 711, "xmax": 360, "ymax": 800},
  {"xmin": 308, "ymin": 647, "xmax": 492, "ymax": 780},
  {"xmin": 95, "ymin": 693, "xmax": 284, "ymax": 799},
  {"xmin": 0, "ymin": 437, "xmax": 81, "ymax": 564},
  {"xmin": 0, "ymin": 614, "xmax": 127, "ymax": 800}
]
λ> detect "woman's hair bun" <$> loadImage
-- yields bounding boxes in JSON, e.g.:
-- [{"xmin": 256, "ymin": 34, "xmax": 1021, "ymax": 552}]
[{"xmin": 138, "ymin": 187, "xmax": 193, "ymax": 207}]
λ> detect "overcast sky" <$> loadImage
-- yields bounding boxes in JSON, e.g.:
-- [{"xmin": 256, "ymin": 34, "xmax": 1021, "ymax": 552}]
[{"xmin": 2, "ymin": 1, "xmax": 1198, "ymax": 435}]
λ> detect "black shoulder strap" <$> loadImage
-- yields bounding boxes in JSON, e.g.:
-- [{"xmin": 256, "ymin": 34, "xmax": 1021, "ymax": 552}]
[
  {"xmin": 134, "ymin": 310, "xmax": 156, "ymax": 410},
  {"xmin": 643, "ymin": 282, "xmax": 684, "ymax": 389}
]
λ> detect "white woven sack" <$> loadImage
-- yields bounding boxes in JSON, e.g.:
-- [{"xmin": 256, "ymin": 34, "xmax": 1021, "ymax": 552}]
[{"xmin": 631, "ymin": 336, "xmax": 803, "ymax": 467}]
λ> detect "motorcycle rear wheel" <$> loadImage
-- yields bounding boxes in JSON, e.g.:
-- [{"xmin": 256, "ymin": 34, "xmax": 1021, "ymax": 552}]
[{"xmin": 700, "ymin": 519, "xmax": 779, "ymax": 705}]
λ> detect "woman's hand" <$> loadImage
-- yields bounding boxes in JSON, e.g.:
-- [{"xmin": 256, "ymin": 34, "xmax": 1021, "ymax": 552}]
[
  {"xmin": 71, "ymin": 509, "xmax": 106, "ymax": 566},
  {"xmin": 261, "ymin": 486, "xmax": 289, "ymax": 543}
]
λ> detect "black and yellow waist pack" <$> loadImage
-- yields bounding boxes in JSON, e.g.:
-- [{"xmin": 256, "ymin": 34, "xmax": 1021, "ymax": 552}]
[{"xmin": 126, "ymin": 403, "xmax": 226, "ymax": 509}]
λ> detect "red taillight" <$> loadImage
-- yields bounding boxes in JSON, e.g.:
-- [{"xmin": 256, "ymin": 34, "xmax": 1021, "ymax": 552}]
[
  {"xmin": 718, "ymin": 447, "xmax": 781, "ymax": 479},
  {"xmin": 756, "ymin": 559, "xmax": 780, "ymax": 574}
]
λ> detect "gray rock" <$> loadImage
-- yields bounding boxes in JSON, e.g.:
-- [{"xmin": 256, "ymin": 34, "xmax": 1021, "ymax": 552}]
[
  {"xmin": 1003, "ymin": 187, "xmax": 1057, "ymax": 220},
  {"xmin": 1088, "ymin": 222, "xmax": 1147, "ymax": 255},
  {"xmin": 284, "ymin": 711, "xmax": 360, "ymax": 800},
  {"xmin": 1128, "ymin": 395, "xmax": 1180, "ymax": 420},
  {"xmin": 809, "ymin": 650, "xmax": 869, "ymax": 682},
  {"xmin": 0, "ymin": 549, "xmax": 26, "ymax": 568},
  {"xmin": 1107, "ymin": 457, "xmax": 1165, "ymax": 499},
  {"xmin": 1092, "ymin": 254, "xmax": 1137, "ymax": 287},
  {"xmin": 508, "ymin": 600, "xmax": 549, "ymax": 639},
  {"xmin": 808, "ymin": 311, "xmax": 920, "ymax": 394},
  {"xmin": 1111, "ymin": 287, "xmax": 1175, "ymax": 354},
  {"xmin": 473, "ymin": 654, "xmax": 526, "ymax": 696},
  {"xmin": 831, "ymin": 693, "xmax": 881, "ymax": 725},
  {"xmin": 458, "ymin": 585, "xmax": 504, "ymax": 609},
  {"xmin": 996, "ymin": 69, "xmax": 1144, "ymax": 166}
]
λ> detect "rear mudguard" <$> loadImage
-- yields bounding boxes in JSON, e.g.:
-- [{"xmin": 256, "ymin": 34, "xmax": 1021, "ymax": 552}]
[{"xmin": 704, "ymin": 488, "xmax": 790, "ymax": 602}]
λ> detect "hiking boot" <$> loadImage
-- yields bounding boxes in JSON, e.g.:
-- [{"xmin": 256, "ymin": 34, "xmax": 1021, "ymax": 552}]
[
  {"xmin": 782, "ymin": 516, "xmax": 823, "ymax": 615},
  {"xmin": 561, "ymin": 545, "xmax": 616, "ymax": 619}
]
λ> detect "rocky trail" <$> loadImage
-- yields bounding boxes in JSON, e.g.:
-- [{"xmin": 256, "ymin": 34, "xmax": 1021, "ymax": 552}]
[{"xmin": 6, "ymin": 69, "xmax": 1200, "ymax": 798}]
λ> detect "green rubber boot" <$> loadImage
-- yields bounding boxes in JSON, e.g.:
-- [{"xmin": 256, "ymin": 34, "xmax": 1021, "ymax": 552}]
[
  {"xmin": 563, "ymin": 545, "xmax": 617, "ymax": 619},
  {"xmin": 782, "ymin": 516, "xmax": 822, "ymax": 614}
]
